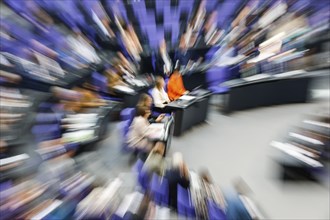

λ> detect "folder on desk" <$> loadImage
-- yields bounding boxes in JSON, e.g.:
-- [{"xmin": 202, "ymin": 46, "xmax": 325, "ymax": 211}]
[
  {"xmin": 0, "ymin": 154, "xmax": 29, "ymax": 166},
  {"xmin": 179, "ymin": 95, "xmax": 196, "ymax": 101},
  {"xmin": 147, "ymin": 123, "xmax": 165, "ymax": 140},
  {"xmin": 113, "ymin": 85, "xmax": 135, "ymax": 94}
]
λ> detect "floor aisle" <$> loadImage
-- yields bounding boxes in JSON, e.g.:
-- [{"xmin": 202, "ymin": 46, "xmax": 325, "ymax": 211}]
[
  {"xmin": 171, "ymin": 102, "xmax": 329, "ymax": 220},
  {"xmin": 83, "ymin": 101, "xmax": 329, "ymax": 219}
]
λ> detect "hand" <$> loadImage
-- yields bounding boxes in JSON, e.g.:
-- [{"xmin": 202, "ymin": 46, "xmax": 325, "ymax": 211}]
[
  {"xmin": 156, "ymin": 114, "xmax": 165, "ymax": 122},
  {"xmin": 184, "ymin": 91, "xmax": 189, "ymax": 95}
]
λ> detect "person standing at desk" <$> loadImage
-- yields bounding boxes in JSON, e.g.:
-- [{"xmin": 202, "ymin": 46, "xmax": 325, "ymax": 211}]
[
  {"xmin": 151, "ymin": 76, "xmax": 170, "ymax": 108},
  {"xmin": 155, "ymin": 39, "xmax": 172, "ymax": 78},
  {"xmin": 167, "ymin": 70, "xmax": 189, "ymax": 101}
]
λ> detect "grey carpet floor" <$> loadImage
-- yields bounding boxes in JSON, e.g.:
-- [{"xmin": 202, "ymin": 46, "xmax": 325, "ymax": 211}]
[
  {"xmin": 170, "ymin": 102, "xmax": 329, "ymax": 220},
  {"xmin": 81, "ymin": 100, "xmax": 329, "ymax": 219}
]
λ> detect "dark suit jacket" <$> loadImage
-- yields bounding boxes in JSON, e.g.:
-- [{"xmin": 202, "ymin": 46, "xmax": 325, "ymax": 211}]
[{"xmin": 165, "ymin": 168, "xmax": 190, "ymax": 209}]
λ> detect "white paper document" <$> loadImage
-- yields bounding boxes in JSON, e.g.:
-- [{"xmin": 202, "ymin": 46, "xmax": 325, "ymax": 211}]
[
  {"xmin": 179, "ymin": 95, "xmax": 196, "ymax": 101},
  {"xmin": 147, "ymin": 123, "xmax": 165, "ymax": 139},
  {"xmin": 0, "ymin": 154, "xmax": 30, "ymax": 166},
  {"xmin": 271, "ymin": 141, "xmax": 323, "ymax": 167},
  {"xmin": 113, "ymin": 85, "xmax": 135, "ymax": 94}
]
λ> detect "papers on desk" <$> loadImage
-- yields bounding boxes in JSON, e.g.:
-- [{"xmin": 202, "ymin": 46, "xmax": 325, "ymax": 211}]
[
  {"xmin": 31, "ymin": 200, "xmax": 63, "ymax": 220},
  {"xmin": 64, "ymin": 123, "xmax": 96, "ymax": 130},
  {"xmin": 179, "ymin": 95, "xmax": 196, "ymax": 101},
  {"xmin": 64, "ymin": 114, "xmax": 98, "ymax": 124},
  {"xmin": 303, "ymin": 120, "xmax": 330, "ymax": 128},
  {"xmin": 289, "ymin": 132, "xmax": 324, "ymax": 145},
  {"xmin": 0, "ymin": 154, "xmax": 29, "ymax": 166},
  {"xmin": 130, "ymin": 78, "xmax": 146, "ymax": 87},
  {"xmin": 271, "ymin": 141, "xmax": 323, "ymax": 167},
  {"xmin": 216, "ymin": 55, "xmax": 246, "ymax": 67},
  {"xmin": 113, "ymin": 85, "xmax": 135, "ymax": 94},
  {"xmin": 62, "ymin": 130, "xmax": 95, "ymax": 143},
  {"xmin": 115, "ymin": 192, "xmax": 144, "ymax": 218},
  {"xmin": 273, "ymin": 70, "xmax": 306, "ymax": 78},
  {"xmin": 242, "ymin": 74, "xmax": 271, "ymax": 82},
  {"xmin": 147, "ymin": 123, "xmax": 165, "ymax": 140}
]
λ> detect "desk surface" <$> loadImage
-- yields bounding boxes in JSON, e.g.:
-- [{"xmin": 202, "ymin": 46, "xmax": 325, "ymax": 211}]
[
  {"xmin": 223, "ymin": 69, "xmax": 328, "ymax": 89},
  {"xmin": 166, "ymin": 89, "xmax": 211, "ymax": 109},
  {"xmin": 166, "ymin": 99, "xmax": 196, "ymax": 109}
]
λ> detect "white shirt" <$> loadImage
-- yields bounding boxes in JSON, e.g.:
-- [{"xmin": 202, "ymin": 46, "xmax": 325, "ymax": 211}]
[{"xmin": 151, "ymin": 87, "xmax": 170, "ymax": 108}]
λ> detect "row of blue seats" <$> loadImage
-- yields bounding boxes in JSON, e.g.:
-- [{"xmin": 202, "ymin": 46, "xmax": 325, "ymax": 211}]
[
  {"xmin": 32, "ymin": 102, "xmax": 79, "ymax": 160},
  {"xmin": 132, "ymin": 158, "xmax": 227, "ymax": 219}
]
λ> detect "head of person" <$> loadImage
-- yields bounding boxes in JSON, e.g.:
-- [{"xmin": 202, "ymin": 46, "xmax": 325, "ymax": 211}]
[
  {"xmin": 106, "ymin": 68, "xmax": 120, "ymax": 81},
  {"xmin": 155, "ymin": 76, "xmax": 165, "ymax": 90},
  {"xmin": 136, "ymin": 106, "xmax": 151, "ymax": 119},
  {"xmin": 138, "ymin": 93, "xmax": 152, "ymax": 108},
  {"xmin": 51, "ymin": 86, "xmax": 81, "ymax": 101},
  {"xmin": 199, "ymin": 168, "xmax": 212, "ymax": 183},
  {"xmin": 159, "ymin": 39, "xmax": 166, "ymax": 53},
  {"xmin": 179, "ymin": 34, "xmax": 187, "ymax": 51},
  {"xmin": 172, "ymin": 152, "xmax": 184, "ymax": 169}
]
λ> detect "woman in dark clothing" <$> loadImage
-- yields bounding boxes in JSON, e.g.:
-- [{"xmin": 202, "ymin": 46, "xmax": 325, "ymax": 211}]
[{"xmin": 165, "ymin": 152, "xmax": 190, "ymax": 210}]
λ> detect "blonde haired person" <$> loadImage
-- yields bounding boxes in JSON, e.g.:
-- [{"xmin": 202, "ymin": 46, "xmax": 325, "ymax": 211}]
[{"xmin": 151, "ymin": 76, "xmax": 170, "ymax": 108}]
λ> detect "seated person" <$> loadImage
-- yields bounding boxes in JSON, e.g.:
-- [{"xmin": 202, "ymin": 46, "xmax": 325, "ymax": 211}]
[
  {"xmin": 72, "ymin": 87, "xmax": 107, "ymax": 108},
  {"xmin": 51, "ymin": 86, "xmax": 106, "ymax": 113},
  {"xmin": 127, "ymin": 107, "xmax": 162, "ymax": 160},
  {"xmin": 142, "ymin": 142, "xmax": 167, "ymax": 176},
  {"xmin": 167, "ymin": 69, "xmax": 189, "ymax": 101},
  {"xmin": 199, "ymin": 170, "xmax": 227, "ymax": 211},
  {"xmin": 190, "ymin": 169, "xmax": 227, "ymax": 219},
  {"xmin": 151, "ymin": 76, "xmax": 170, "ymax": 108},
  {"xmin": 165, "ymin": 152, "xmax": 190, "ymax": 210},
  {"xmin": 105, "ymin": 68, "xmax": 128, "ymax": 94},
  {"xmin": 136, "ymin": 93, "xmax": 165, "ymax": 123}
]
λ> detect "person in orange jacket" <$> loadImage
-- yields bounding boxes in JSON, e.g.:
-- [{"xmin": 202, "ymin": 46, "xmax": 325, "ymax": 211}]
[{"xmin": 167, "ymin": 69, "xmax": 189, "ymax": 101}]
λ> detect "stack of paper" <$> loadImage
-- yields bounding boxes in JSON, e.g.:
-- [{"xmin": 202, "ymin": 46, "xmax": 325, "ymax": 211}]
[
  {"xmin": 179, "ymin": 95, "xmax": 196, "ymax": 101},
  {"xmin": 113, "ymin": 85, "xmax": 135, "ymax": 94},
  {"xmin": 147, "ymin": 123, "xmax": 165, "ymax": 140},
  {"xmin": 271, "ymin": 141, "xmax": 323, "ymax": 167}
]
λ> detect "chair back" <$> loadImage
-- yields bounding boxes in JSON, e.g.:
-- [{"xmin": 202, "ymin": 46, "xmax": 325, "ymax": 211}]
[{"xmin": 207, "ymin": 199, "xmax": 227, "ymax": 220}]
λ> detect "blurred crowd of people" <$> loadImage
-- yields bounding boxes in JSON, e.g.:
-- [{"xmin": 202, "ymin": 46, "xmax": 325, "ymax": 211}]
[
  {"xmin": 0, "ymin": 0, "xmax": 329, "ymax": 219},
  {"xmin": 1, "ymin": 145, "xmax": 264, "ymax": 219}
]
